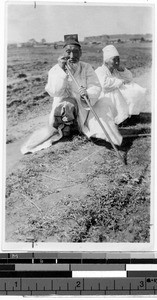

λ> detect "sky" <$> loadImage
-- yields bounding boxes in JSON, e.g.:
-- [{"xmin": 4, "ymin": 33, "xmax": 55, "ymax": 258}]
[{"xmin": 6, "ymin": 2, "xmax": 154, "ymax": 43}]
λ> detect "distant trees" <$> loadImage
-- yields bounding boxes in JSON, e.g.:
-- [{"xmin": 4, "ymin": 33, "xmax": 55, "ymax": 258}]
[
  {"xmin": 28, "ymin": 38, "xmax": 37, "ymax": 45},
  {"xmin": 41, "ymin": 38, "xmax": 46, "ymax": 44},
  {"xmin": 140, "ymin": 37, "xmax": 145, "ymax": 42}
]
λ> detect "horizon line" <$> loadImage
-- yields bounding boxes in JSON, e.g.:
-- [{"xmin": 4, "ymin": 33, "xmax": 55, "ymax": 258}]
[{"xmin": 8, "ymin": 33, "xmax": 152, "ymax": 44}]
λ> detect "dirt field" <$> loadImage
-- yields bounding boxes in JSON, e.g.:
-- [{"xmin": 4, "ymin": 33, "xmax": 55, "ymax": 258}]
[{"xmin": 5, "ymin": 42, "xmax": 152, "ymax": 243}]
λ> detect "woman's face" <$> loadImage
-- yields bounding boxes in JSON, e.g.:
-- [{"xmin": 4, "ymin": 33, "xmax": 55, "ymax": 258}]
[{"xmin": 105, "ymin": 56, "xmax": 120, "ymax": 71}]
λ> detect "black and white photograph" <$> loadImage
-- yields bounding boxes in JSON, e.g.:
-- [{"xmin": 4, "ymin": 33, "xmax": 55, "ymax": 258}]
[{"xmin": 3, "ymin": 1, "xmax": 155, "ymax": 249}]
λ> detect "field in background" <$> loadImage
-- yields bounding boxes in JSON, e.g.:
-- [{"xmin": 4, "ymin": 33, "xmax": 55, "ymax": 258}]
[
  {"xmin": 5, "ymin": 42, "xmax": 152, "ymax": 243},
  {"xmin": 7, "ymin": 42, "xmax": 152, "ymax": 141}
]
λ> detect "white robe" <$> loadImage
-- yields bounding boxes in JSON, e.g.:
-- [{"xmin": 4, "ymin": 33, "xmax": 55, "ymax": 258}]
[
  {"xmin": 46, "ymin": 61, "xmax": 122, "ymax": 145},
  {"xmin": 95, "ymin": 65, "xmax": 146, "ymax": 125},
  {"xmin": 21, "ymin": 61, "xmax": 123, "ymax": 154}
]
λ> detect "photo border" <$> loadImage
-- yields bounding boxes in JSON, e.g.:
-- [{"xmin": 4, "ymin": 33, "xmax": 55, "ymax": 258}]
[{"xmin": 1, "ymin": 0, "xmax": 156, "ymax": 253}]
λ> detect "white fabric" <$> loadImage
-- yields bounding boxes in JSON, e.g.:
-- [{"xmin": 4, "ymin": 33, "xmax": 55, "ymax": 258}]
[
  {"xmin": 46, "ymin": 61, "xmax": 122, "ymax": 145},
  {"xmin": 95, "ymin": 65, "xmax": 146, "ymax": 124},
  {"xmin": 83, "ymin": 100, "xmax": 122, "ymax": 145},
  {"xmin": 102, "ymin": 45, "xmax": 119, "ymax": 62},
  {"xmin": 21, "ymin": 61, "xmax": 124, "ymax": 155},
  {"xmin": 45, "ymin": 62, "xmax": 101, "ymax": 129},
  {"xmin": 21, "ymin": 126, "xmax": 63, "ymax": 154}
]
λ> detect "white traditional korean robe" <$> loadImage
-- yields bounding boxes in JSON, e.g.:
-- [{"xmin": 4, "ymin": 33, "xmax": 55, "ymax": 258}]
[
  {"xmin": 46, "ymin": 61, "xmax": 122, "ymax": 145},
  {"xmin": 21, "ymin": 61, "xmax": 123, "ymax": 154},
  {"xmin": 95, "ymin": 65, "xmax": 146, "ymax": 125},
  {"xmin": 45, "ymin": 62, "xmax": 101, "ymax": 130}
]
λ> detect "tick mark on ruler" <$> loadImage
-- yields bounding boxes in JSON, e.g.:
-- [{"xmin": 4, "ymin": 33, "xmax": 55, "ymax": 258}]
[{"xmin": 114, "ymin": 280, "xmax": 115, "ymax": 290}]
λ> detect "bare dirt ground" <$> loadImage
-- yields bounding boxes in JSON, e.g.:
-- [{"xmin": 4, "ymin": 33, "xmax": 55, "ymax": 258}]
[{"xmin": 5, "ymin": 43, "xmax": 152, "ymax": 243}]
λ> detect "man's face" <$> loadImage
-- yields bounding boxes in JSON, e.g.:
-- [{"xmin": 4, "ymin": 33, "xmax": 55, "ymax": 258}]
[
  {"xmin": 105, "ymin": 56, "xmax": 120, "ymax": 70},
  {"xmin": 63, "ymin": 45, "xmax": 82, "ymax": 63},
  {"xmin": 113, "ymin": 56, "xmax": 120, "ymax": 69}
]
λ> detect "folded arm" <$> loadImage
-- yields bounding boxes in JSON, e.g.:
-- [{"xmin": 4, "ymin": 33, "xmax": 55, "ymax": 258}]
[{"xmin": 116, "ymin": 68, "xmax": 133, "ymax": 83}]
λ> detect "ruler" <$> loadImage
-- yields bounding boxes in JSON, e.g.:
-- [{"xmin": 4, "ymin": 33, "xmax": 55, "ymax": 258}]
[
  {"xmin": 0, "ymin": 277, "xmax": 157, "ymax": 295},
  {"xmin": 0, "ymin": 252, "xmax": 157, "ymax": 295}
]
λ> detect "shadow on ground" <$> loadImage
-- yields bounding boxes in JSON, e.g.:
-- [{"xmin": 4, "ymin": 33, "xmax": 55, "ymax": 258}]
[
  {"xmin": 90, "ymin": 112, "xmax": 151, "ymax": 165},
  {"xmin": 118, "ymin": 113, "xmax": 151, "ymax": 127}
]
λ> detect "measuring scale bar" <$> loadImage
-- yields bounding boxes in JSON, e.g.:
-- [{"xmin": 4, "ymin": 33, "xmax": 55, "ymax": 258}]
[{"xmin": 0, "ymin": 277, "xmax": 157, "ymax": 295}]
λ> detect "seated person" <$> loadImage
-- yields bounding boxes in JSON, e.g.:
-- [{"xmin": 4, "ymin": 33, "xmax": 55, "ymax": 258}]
[
  {"xmin": 21, "ymin": 36, "xmax": 122, "ymax": 154},
  {"xmin": 95, "ymin": 45, "xmax": 146, "ymax": 125}
]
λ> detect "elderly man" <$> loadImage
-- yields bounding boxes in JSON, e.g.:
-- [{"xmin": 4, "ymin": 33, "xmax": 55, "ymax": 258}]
[
  {"xmin": 21, "ymin": 36, "xmax": 122, "ymax": 154},
  {"xmin": 45, "ymin": 34, "xmax": 102, "ymax": 136},
  {"xmin": 95, "ymin": 45, "xmax": 146, "ymax": 125}
]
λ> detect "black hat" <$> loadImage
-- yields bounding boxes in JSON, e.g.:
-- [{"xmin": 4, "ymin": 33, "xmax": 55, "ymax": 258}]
[{"xmin": 63, "ymin": 34, "xmax": 81, "ymax": 48}]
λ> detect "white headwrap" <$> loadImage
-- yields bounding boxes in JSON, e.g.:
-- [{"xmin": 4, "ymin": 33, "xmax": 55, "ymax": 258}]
[{"xmin": 102, "ymin": 45, "xmax": 119, "ymax": 62}]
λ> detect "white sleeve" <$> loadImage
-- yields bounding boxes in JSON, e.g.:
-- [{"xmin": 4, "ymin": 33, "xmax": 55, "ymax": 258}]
[
  {"xmin": 95, "ymin": 66, "xmax": 124, "ymax": 93},
  {"xmin": 86, "ymin": 64, "xmax": 102, "ymax": 106},
  {"xmin": 118, "ymin": 68, "xmax": 133, "ymax": 82},
  {"xmin": 103, "ymin": 76, "xmax": 124, "ymax": 92},
  {"xmin": 45, "ymin": 64, "xmax": 68, "ymax": 97}
]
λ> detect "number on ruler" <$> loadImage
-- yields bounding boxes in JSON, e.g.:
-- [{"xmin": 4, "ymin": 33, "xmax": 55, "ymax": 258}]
[
  {"xmin": 140, "ymin": 281, "xmax": 144, "ymax": 288},
  {"xmin": 76, "ymin": 281, "xmax": 81, "ymax": 288}
]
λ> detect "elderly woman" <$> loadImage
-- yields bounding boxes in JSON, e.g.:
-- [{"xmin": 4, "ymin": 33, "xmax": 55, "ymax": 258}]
[{"xmin": 95, "ymin": 45, "xmax": 146, "ymax": 125}]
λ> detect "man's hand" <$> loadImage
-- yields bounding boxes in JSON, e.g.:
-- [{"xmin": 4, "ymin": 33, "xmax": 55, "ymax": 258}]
[
  {"xmin": 116, "ymin": 65, "xmax": 125, "ymax": 72},
  {"xmin": 58, "ymin": 56, "xmax": 68, "ymax": 71},
  {"xmin": 78, "ymin": 86, "xmax": 88, "ymax": 99}
]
